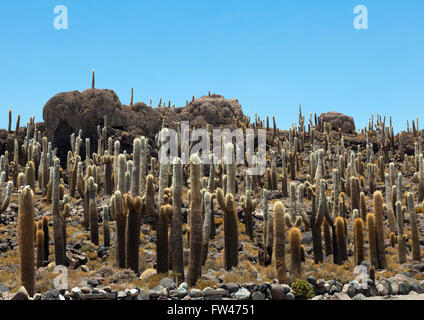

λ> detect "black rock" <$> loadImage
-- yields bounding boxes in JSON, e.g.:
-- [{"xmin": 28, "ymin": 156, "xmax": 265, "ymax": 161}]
[
  {"xmin": 307, "ymin": 276, "xmax": 317, "ymax": 286},
  {"xmin": 41, "ymin": 289, "xmax": 61, "ymax": 300}
]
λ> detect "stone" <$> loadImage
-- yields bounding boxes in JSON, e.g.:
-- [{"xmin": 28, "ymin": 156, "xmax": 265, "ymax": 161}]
[
  {"xmin": 222, "ymin": 283, "xmax": 240, "ymax": 293},
  {"xmin": 319, "ymin": 112, "xmax": 356, "ymax": 134},
  {"xmin": 117, "ymin": 291, "xmax": 127, "ymax": 299},
  {"xmin": 189, "ymin": 289, "xmax": 202, "ymax": 298},
  {"xmin": 311, "ymin": 295, "xmax": 324, "ymax": 300},
  {"xmin": 41, "ymin": 289, "xmax": 60, "ymax": 300},
  {"xmin": 390, "ymin": 280, "xmax": 399, "ymax": 295},
  {"xmin": 233, "ymin": 287, "xmax": 251, "ymax": 300},
  {"xmin": 159, "ymin": 278, "xmax": 176, "ymax": 290},
  {"xmin": 80, "ymin": 287, "xmax": 91, "ymax": 294},
  {"xmin": 135, "ymin": 289, "xmax": 149, "ymax": 300},
  {"xmin": 329, "ymin": 285, "xmax": 339, "ymax": 295},
  {"xmin": 11, "ymin": 286, "xmax": 29, "ymax": 300},
  {"xmin": 409, "ymin": 282, "xmax": 422, "ymax": 294},
  {"xmin": 251, "ymin": 291, "xmax": 265, "ymax": 300},
  {"xmin": 352, "ymin": 294, "xmax": 366, "ymax": 300},
  {"xmin": 332, "ymin": 292, "xmax": 352, "ymax": 300},
  {"xmin": 139, "ymin": 268, "xmax": 157, "ymax": 282},
  {"xmin": 270, "ymin": 285, "xmax": 286, "ymax": 300},
  {"xmin": 0, "ymin": 284, "xmax": 9, "ymax": 293},
  {"xmin": 399, "ymin": 282, "xmax": 409, "ymax": 295},
  {"xmin": 376, "ymin": 284, "xmax": 388, "ymax": 296},
  {"xmin": 307, "ymin": 276, "xmax": 317, "ymax": 286},
  {"xmin": 286, "ymin": 292, "xmax": 295, "ymax": 300}
]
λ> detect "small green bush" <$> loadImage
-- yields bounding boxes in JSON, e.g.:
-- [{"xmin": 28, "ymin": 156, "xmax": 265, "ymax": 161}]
[{"xmin": 291, "ymin": 279, "xmax": 314, "ymax": 299}]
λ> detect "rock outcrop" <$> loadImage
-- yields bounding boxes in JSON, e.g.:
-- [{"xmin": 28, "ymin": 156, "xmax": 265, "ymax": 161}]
[
  {"xmin": 42, "ymin": 89, "xmax": 246, "ymax": 164},
  {"xmin": 319, "ymin": 112, "xmax": 356, "ymax": 134}
]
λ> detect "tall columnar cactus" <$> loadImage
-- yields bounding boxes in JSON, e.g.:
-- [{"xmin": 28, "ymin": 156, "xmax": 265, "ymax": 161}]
[
  {"xmin": 354, "ymin": 217, "xmax": 364, "ymax": 265},
  {"xmin": 271, "ymin": 150, "xmax": 278, "ymax": 191},
  {"xmin": 385, "ymin": 173, "xmax": 398, "ymax": 233},
  {"xmin": 0, "ymin": 180, "xmax": 12, "ymax": 216},
  {"xmin": 351, "ymin": 176, "xmax": 360, "ymax": 212},
  {"xmin": 103, "ymin": 206, "xmax": 111, "ymax": 247},
  {"xmin": 41, "ymin": 137, "xmax": 49, "ymax": 192},
  {"xmin": 140, "ymin": 137, "xmax": 147, "ymax": 194},
  {"xmin": 335, "ymin": 216, "xmax": 347, "ymax": 263},
  {"xmin": 201, "ymin": 191, "xmax": 212, "ymax": 265},
  {"xmin": 171, "ymin": 158, "xmax": 184, "ymax": 282},
  {"xmin": 367, "ymin": 163, "xmax": 377, "ymax": 195},
  {"xmin": 131, "ymin": 139, "xmax": 142, "ymax": 196},
  {"xmin": 359, "ymin": 192, "xmax": 367, "ymax": 221},
  {"xmin": 113, "ymin": 140, "xmax": 120, "ymax": 189},
  {"xmin": 111, "ymin": 191, "xmax": 126, "ymax": 268},
  {"xmin": 42, "ymin": 216, "xmax": 49, "ymax": 263},
  {"xmin": 366, "ymin": 213, "xmax": 378, "ymax": 267},
  {"xmin": 117, "ymin": 154, "xmax": 126, "ymax": 194},
  {"xmin": 103, "ymin": 155, "xmax": 113, "ymax": 195},
  {"xmin": 396, "ymin": 200, "xmax": 406, "ymax": 263},
  {"xmin": 217, "ymin": 188, "xmax": 239, "ymax": 271},
  {"xmin": 157, "ymin": 204, "xmax": 171, "ymax": 274},
  {"xmin": 187, "ymin": 154, "xmax": 203, "ymax": 286},
  {"xmin": 18, "ymin": 187, "xmax": 35, "ymax": 296},
  {"xmin": 289, "ymin": 226, "xmax": 302, "ymax": 280},
  {"xmin": 88, "ymin": 177, "xmax": 99, "ymax": 245},
  {"xmin": 301, "ymin": 182, "xmax": 325, "ymax": 263},
  {"xmin": 225, "ymin": 143, "xmax": 236, "ymax": 196},
  {"xmin": 69, "ymin": 156, "xmax": 80, "ymax": 197},
  {"xmin": 52, "ymin": 159, "xmax": 65, "ymax": 266},
  {"xmin": 124, "ymin": 194, "xmax": 143, "ymax": 273},
  {"xmin": 25, "ymin": 161, "xmax": 36, "ymax": 191},
  {"xmin": 407, "ymin": 192, "xmax": 421, "ymax": 262},
  {"xmin": 273, "ymin": 201, "xmax": 287, "ymax": 283},
  {"xmin": 418, "ymin": 154, "xmax": 424, "ymax": 203},
  {"xmin": 281, "ymin": 149, "xmax": 288, "ymax": 197},
  {"xmin": 36, "ymin": 227, "xmax": 44, "ymax": 268},
  {"xmin": 241, "ymin": 190, "xmax": 257, "ymax": 241},
  {"xmin": 373, "ymin": 191, "xmax": 387, "ymax": 269}
]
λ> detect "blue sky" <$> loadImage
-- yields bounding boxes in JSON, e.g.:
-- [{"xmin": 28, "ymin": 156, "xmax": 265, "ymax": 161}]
[{"xmin": 0, "ymin": 0, "xmax": 423, "ymax": 133}]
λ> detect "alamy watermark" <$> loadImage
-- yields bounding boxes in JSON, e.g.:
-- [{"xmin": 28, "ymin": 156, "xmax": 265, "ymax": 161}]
[
  {"xmin": 354, "ymin": 5, "xmax": 368, "ymax": 30},
  {"xmin": 158, "ymin": 122, "xmax": 267, "ymax": 176},
  {"xmin": 53, "ymin": 5, "xmax": 68, "ymax": 30}
]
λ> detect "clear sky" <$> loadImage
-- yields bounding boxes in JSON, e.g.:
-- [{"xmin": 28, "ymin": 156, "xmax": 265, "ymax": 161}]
[{"xmin": 0, "ymin": 0, "xmax": 423, "ymax": 133}]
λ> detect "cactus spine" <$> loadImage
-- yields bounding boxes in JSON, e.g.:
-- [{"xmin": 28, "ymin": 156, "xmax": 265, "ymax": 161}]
[
  {"xmin": 157, "ymin": 204, "xmax": 171, "ymax": 274},
  {"xmin": 201, "ymin": 192, "xmax": 212, "ymax": 265},
  {"xmin": 52, "ymin": 159, "xmax": 65, "ymax": 266}
]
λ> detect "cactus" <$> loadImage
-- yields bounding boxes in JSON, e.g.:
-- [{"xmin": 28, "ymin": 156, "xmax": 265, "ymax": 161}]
[
  {"xmin": 367, "ymin": 213, "xmax": 379, "ymax": 267},
  {"xmin": 385, "ymin": 173, "xmax": 398, "ymax": 233},
  {"xmin": 117, "ymin": 154, "xmax": 126, "ymax": 194},
  {"xmin": 140, "ymin": 137, "xmax": 147, "ymax": 194},
  {"xmin": 289, "ymin": 226, "xmax": 302, "ymax": 280},
  {"xmin": 36, "ymin": 228, "xmax": 44, "ymax": 268},
  {"xmin": 354, "ymin": 217, "xmax": 364, "ymax": 265},
  {"xmin": 281, "ymin": 149, "xmax": 288, "ymax": 197},
  {"xmin": 241, "ymin": 190, "xmax": 257, "ymax": 241},
  {"xmin": 171, "ymin": 158, "xmax": 184, "ymax": 282},
  {"xmin": 351, "ymin": 176, "xmax": 360, "ymax": 212},
  {"xmin": 273, "ymin": 201, "xmax": 287, "ymax": 283},
  {"xmin": 217, "ymin": 188, "xmax": 239, "ymax": 271},
  {"xmin": 335, "ymin": 216, "xmax": 348, "ymax": 263},
  {"xmin": 360, "ymin": 192, "xmax": 367, "ymax": 221},
  {"xmin": 88, "ymin": 178, "xmax": 99, "ymax": 245},
  {"xmin": 271, "ymin": 150, "xmax": 278, "ymax": 190},
  {"xmin": 111, "ymin": 191, "xmax": 126, "ymax": 268},
  {"xmin": 187, "ymin": 154, "xmax": 203, "ymax": 286},
  {"xmin": 225, "ymin": 143, "xmax": 236, "ymax": 196},
  {"xmin": 41, "ymin": 137, "xmax": 49, "ymax": 192},
  {"xmin": 103, "ymin": 206, "xmax": 111, "ymax": 247},
  {"xmin": 102, "ymin": 155, "xmax": 113, "ymax": 195},
  {"xmin": 42, "ymin": 216, "xmax": 49, "ymax": 263},
  {"xmin": 0, "ymin": 180, "xmax": 12, "ymax": 216},
  {"xmin": 396, "ymin": 200, "xmax": 406, "ymax": 264},
  {"xmin": 201, "ymin": 191, "xmax": 212, "ymax": 265},
  {"xmin": 18, "ymin": 187, "xmax": 35, "ymax": 296},
  {"xmin": 52, "ymin": 159, "xmax": 65, "ymax": 266},
  {"xmin": 373, "ymin": 191, "xmax": 387, "ymax": 269},
  {"xmin": 124, "ymin": 194, "xmax": 143, "ymax": 273},
  {"xmin": 407, "ymin": 192, "xmax": 421, "ymax": 261},
  {"xmin": 157, "ymin": 204, "xmax": 171, "ymax": 274}
]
